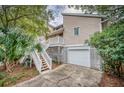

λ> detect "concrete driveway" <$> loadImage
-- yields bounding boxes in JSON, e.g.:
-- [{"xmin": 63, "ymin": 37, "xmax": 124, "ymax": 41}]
[{"xmin": 15, "ymin": 64, "xmax": 102, "ymax": 87}]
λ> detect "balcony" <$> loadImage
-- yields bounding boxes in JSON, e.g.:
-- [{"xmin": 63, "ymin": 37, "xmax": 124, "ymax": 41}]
[{"xmin": 48, "ymin": 36, "xmax": 64, "ymax": 46}]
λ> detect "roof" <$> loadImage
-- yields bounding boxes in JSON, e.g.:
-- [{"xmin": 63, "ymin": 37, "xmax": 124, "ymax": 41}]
[
  {"xmin": 48, "ymin": 28, "xmax": 64, "ymax": 37},
  {"xmin": 48, "ymin": 23, "xmax": 55, "ymax": 29},
  {"xmin": 62, "ymin": 13, "xmax": 106, "ymax": 18},
  {"xmin": 48, "ymin": 23, "xmax": 63, "ymax": 29}
]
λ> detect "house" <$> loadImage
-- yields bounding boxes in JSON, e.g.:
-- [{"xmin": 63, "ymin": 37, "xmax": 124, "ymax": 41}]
[{"xmin": 46, "ymin": 13, "xmax": 106, "ymax": 70}]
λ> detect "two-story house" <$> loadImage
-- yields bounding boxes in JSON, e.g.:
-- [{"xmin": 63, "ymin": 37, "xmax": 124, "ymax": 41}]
[{"xmin": 47, "ymin": 13, "xmax": 106, "ymax": 70}]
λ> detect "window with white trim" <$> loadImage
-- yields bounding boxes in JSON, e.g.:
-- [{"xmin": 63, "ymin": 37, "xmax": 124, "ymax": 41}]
[{"xmin": 73, "ymin": 27, "xmax": 80, "ymax": 36}]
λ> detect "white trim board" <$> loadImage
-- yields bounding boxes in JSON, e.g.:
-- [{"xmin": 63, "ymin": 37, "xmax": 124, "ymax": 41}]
[
  {"xmin": 64, "ymin": 44, "xmax": 89, "ymax": 47},
  {"xmin": 49, "ymin": 44, "xmax": 90, "ymax": 48}
]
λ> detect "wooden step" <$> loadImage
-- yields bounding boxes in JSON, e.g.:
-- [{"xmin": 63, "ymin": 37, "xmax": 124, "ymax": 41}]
[
  {"xmin": 40, "ymin": 56, "xmax": 50, "ymax": 72},
  {"xmin": 40, "ymin": 58, "xmax": 43, "ymax": 60},
  {"xmin": 44, "ymin": 64, "xmax": 48, "ymax": 67},
  {"xmin": 41, "ymin": 59, "xmax": 44, "ymax": 61},
  {"xmin": 41, "ymin": 67, "xmax": 48, "ymax": 70},
  {"xmin": 42, "ymin": 60, "xmax": 45, "ymax": 62},
  {"xmin": 42, "ymin": 65, "xmax": 48, "ymax": 68},
  {"xmin": 41, "ymin": 60, "xmax": 46, "ymax": 63},
  {"xmin": 42, "ymin": 63, "xmax": 48, "ymax": 66},
  {"xmin": 42, "ymin": 64, "xmax": 47, "ymax": 66},
  {"xmin": 42, "ymin": 62, "xmax": 46, "ymax": 64},
  {"xmin": 41, "ymin": 67, "xmax": 49, "ymax": 71},
  {"xmin": 41, "ymin": 60, "xmax": 45, "ymax": 62}
]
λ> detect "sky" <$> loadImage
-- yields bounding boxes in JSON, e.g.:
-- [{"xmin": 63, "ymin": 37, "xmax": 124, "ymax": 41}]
[{"xmin": 48, "ymin": 5, "xmax": 82, "ymax": 27}]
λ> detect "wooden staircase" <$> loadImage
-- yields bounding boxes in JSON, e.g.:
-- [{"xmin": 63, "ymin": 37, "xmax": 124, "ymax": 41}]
[
  {"xmin": 30, "ymin": 37, "xmax": 52, "ymax": 73},
  {"xmin": 40, "ymin": 56, "xmax": 50, "ymax": 72}
]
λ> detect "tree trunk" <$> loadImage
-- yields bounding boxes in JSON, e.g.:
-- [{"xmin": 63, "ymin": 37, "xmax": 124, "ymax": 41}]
[
  {"xmin": 5, "ymin": 61, "xmax": 12, "ymax": 73},
  {"xmin": 116, "ymin": 62, "xmax": 122, "ymax": 77}
]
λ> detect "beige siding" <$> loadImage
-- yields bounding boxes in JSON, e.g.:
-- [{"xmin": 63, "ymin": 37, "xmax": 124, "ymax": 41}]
[
  {"xmin": 63, "ymin": 16, "xmax": 102, "ymax": 45},
  {"xmin": 90, "ymin": 48, "xmax": 103, "ymax": 70}
]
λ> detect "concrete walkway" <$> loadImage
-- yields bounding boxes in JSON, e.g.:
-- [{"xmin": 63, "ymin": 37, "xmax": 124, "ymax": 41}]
[{"xmin": 14, "ymin": 64, "xmax": 102, "ymax": 87}]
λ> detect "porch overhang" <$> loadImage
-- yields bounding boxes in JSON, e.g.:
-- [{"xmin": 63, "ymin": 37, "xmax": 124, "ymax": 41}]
[{"xmin": 48, "ymin": 28, "xmax": 64, "ymax": 37}]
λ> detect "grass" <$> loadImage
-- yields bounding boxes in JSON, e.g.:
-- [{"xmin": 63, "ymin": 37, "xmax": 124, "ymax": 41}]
[{"xmin": 0, "ymin": 65, "xmax": 39, "ymax": 87}]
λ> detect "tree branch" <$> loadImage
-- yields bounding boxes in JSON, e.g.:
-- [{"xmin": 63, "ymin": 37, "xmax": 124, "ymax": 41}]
[
  {"xmin": 2, "ymin": 5, "xmax": 9, "ymax": 29},
  {"xmin": 8, "ymin": 13, "xmax": 33, "ymax": 22}
]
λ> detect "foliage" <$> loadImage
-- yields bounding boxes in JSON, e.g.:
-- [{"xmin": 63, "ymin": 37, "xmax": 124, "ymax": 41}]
[
  {"xmin": 0, "ymin": 72, "xmax": 7, "ymax": 79},
  {"xmin": 0, "ymin": 73, "xmax": 25, "ymax": 87},
  {"xmin": 0, "ymin": 48, "xmax": 4, "ymax": 61},
  {"xmin": 0, "ymin": 5, "xmax": 53, "ymax": 38},
  {"xmin": 0, "ymin": 28, "xmax": 33, "ymax": 72},
  {"xmin": 0, "ymin": 6, "xmax": 53, "ymax": 71},
  {"xmin": 90, "ymin": 21, "xmax": 124, "ymax": 77},
  {"xmin": 0, "ymin": 72, "xmax": 7, "ymax": 86},
  {"xmin": 69, "ymin": 5, "xmax": 124, "ymax": 23},
  {"xmin": 34, "ymin": 43, "xmax": 43, "ymax": 52},
  {"xmin": 0, "ymin": 65, "xmax": 39, "ymax": 86}
]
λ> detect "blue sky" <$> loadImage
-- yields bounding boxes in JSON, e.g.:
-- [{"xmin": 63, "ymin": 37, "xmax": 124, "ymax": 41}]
[{"xmin": 48, "ymin": 5, "xmax": 82, "ymax": 27}]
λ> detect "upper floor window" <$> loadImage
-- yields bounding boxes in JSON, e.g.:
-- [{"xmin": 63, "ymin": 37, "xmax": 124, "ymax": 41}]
[{"xmin": 74, "ymin": 27, "xmax": 80, "ymax": 36}]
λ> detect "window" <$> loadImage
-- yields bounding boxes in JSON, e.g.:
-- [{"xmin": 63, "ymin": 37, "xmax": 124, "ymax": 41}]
[{"xmin": 74, "ymin": 27, "xmax": 80, "ymax": 36}]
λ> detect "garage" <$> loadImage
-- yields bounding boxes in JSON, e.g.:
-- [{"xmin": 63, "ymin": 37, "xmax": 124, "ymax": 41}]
[{"xmin": 67, "ymin": 47, "xmax": 91, "ymax": 67}]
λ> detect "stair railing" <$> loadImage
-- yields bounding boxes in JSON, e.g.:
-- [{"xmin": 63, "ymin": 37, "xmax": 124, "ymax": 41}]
[
  {"xmin": 41, "ymin": 49, "xmax": 52, "ymax": 70},
  {"xmin": 31, "ymin": 50, "xmax": 42, "ymax": 73},
  {"xmin": 38, "ymin": 37, "xmax": 52, "ymax": 70}
]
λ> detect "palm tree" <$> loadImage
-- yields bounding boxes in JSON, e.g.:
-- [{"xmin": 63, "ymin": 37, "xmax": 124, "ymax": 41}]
[{"xmin": 0, "ymin": 28, "xmax": 33, "ymax": 72}]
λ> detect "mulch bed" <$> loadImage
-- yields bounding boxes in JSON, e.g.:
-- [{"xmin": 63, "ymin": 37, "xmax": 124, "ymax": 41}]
[
  {"xmin": 99, "ymin": 73, "xmax": 124, "ymax": 87},
  {"xmin": 0, "ymin": 62, "xmax": 61, "ymax": 87},
  {"xmin": 0, "ymin": 65, "xmax": 39, "ymax": 87}
]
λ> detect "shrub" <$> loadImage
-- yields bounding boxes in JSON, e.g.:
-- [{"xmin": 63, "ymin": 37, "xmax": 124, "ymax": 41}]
[
  {"xmin": 90, "ymin": 21, "xmax": 124, "ymax": 77},
  {"xmin": 0, "ymin": 72, "xmax": 7, "ymax": 79},
  {"xmin": 0, "ymin": 72, "xmax": 8, "ymax": 86},
  {"xmin": 0, "ymin": 28, "xmax": 33, "ymax": 72},
  {"xmin": 0, "ymin": 79, "xmax": 5, "ymax": 86}
]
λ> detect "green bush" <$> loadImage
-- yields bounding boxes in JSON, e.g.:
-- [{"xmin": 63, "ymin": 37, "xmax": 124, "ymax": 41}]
[
  {"xmin": 0, "ymin": 72, "xmax": 7, "ymax": 86},
  {"xmin": 34, "ymin": 43, "xmax": 42, "ymax": 52},
  {"xmin": 90, "ymin": 21, "xmax": 124, "ymax": 77},
  {"xmin": 0, "ymin": 79, "xmax": 5, "ymax": 86},
  {"xmin": 0, "ymin": 72, "xmax": 7, "ymax": 79},
  {"xmin": 0, "ymin": 28, "xmax": 33, "ymax": 71},
  {"xmin": 0, "ymin": 77, "xmax": 17, "ymax": 87},
  {"xmin": 0, "ymin": 72, "xmax": 26, "ymax": 87}
]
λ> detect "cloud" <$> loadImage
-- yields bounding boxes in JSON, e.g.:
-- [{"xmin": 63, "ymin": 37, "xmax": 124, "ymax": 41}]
[
  {"xmin": 48, "ymin": 5, "xmax": 82, "ymax": 27},
  {"xmin": 63, "ymin": 7, "xmax": 82, "ymax": 13}
]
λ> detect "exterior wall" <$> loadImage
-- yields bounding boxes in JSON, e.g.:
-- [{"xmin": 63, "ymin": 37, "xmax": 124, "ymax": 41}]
[
  {"xmin": 64, "ymin": 46, "xmax": 103, "ymax": 70},
  {"xmin": 90, "ymin": 47, "xmax": 103, "ymax": 70},
  {"xmin": 47, "ymin": 15, "xmax": 103, "ymax": 70},
  {"xmin": 47, "ymin": 45, "xmax": 103, "ymax": 70},
  {"xmin": 63, "ymin": 16, "xmax": 102, "ymax": 45},
  {"xmin": 47, "ymin": 46, "xmax": 65, "ymax": 63}
]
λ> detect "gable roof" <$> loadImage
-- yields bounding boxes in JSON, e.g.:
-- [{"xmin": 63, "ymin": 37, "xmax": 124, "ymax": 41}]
[{"xmin": 62, "ymin": 13, "xmax": 106, "ymax": 18}]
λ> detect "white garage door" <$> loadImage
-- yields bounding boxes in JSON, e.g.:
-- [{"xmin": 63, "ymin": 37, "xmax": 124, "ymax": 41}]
[{"xmin": 68, "ymin": 49, "xmax": 90, "ymax": 67}]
